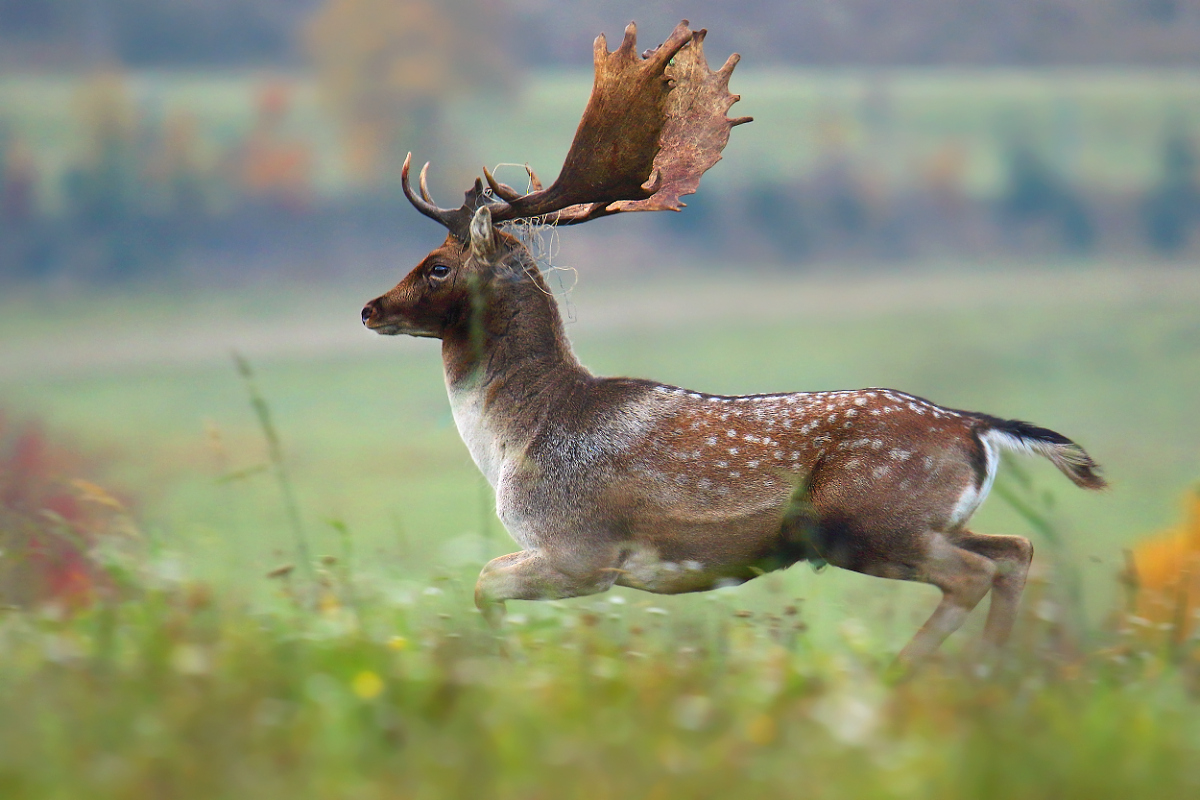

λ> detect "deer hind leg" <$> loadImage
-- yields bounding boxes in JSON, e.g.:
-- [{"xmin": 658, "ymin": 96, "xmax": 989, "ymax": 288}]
[
  {"xmin": 895, "ymin": 534, "xmax": 997, "ymax": 666},
  {"xmin": 951, "ymin": 530, "xmax": 1034, "ymax": 649},
  {"xmin": 474, "ymin": 549, "xmax": 618, "ymax": 627}
]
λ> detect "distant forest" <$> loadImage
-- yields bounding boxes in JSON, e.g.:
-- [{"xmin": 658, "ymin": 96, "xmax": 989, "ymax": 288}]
[{"xmin": 4, "ymin": 0, "xmax": 1200, "ymax": 69}]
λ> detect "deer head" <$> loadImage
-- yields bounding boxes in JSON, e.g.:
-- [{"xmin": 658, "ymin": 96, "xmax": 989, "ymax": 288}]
[{"xmin": 361, "ymin": 20, "xmax": 751, "ymax": 341}]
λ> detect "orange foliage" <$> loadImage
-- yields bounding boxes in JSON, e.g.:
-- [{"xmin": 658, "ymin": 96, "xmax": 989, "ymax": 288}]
[
  {"xmin": 236, "ymin": 83, "xmax": 313, "ymax": 211},
  {"xmin": 1128, "ymin": 489, "xmax": 1200, "ymax": 639}
]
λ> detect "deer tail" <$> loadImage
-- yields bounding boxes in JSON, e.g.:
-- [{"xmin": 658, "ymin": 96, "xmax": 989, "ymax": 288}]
[{"xmin": 980, "ymin": 418, "xmax": 1108, "ymax": 491}]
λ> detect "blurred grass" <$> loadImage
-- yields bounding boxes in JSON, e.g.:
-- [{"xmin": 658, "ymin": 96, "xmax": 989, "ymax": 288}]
[{"xmin": 0, "ymin": 576, "xmax": 1197, "ymax": 799}]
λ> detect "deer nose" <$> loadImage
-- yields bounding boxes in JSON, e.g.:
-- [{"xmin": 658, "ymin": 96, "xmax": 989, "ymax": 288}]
[{"xmin": 361, "ymin": 300, "xmax": 379, "ymax": 326}]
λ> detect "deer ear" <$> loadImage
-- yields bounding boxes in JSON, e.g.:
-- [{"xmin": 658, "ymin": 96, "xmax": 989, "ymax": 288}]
[{"xmin": 468, "ymin": 205, "xmax": 498, "ymax": 260}]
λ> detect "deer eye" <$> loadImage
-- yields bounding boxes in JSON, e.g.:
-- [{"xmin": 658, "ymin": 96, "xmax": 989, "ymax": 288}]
[{"xmin": 429, "ymin": 264, "xmax": 451, "ymax": 279}]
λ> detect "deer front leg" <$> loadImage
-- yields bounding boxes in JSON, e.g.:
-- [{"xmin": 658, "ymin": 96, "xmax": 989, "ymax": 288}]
[{"xmin": 474, "ymin": 549, "xmax": 619, "ymax": 626}]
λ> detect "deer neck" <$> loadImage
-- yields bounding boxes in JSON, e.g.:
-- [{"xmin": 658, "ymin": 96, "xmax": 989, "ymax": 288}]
[{"xmin": 441, "ymin": 273, "xmax": 587, "ymax": 486}]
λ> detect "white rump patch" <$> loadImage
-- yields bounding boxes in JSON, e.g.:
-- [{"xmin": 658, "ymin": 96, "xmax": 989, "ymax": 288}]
[{"xmin": 948, "ymin": 432, "xmax": 1002, "ymax": 527}]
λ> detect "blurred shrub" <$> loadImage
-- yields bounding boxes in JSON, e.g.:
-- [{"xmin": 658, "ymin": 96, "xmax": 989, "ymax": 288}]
[
  {"xmin": 0, "ymin": 412, "xmax": 138, "ymax": 609},
  {"xmin": 1125, "ymin": 487, "xmax": 1200, "ymax": 645}
]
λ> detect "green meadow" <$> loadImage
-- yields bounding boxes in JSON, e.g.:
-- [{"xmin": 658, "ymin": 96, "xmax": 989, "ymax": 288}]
[{"xmin": 1, "ymin": 257, "xmax": 1199, "ymax": 796}]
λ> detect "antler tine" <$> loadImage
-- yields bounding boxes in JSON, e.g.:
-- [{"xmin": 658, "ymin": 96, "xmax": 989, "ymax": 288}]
[
  {"xmin": 418, "ymin": 162, "xmax": 437, "ymax": 204},
  {"xmin": 525, "ymin": 164, "xmax": 543, "ymax": 192},
  {"xmin": 481, "ymin": 166, "xmax": 526, "ymax": 203},
  {"xmin": 718, "ymin": 53, "xmax": 754, "ymax": 127},
  {"xmin": 401, "ymin": 153, "xmax": 454, "ymax": 226}
]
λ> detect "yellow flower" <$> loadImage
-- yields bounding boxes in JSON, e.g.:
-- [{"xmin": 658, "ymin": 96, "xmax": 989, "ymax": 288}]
[
  {"xmin": 352, "ymin": 670, "xmax": 384, "ymax": 700},
  {"xmin": 746, "ymin": 713, "xmax": 777, "ymax": 745},
  {"xmin": 318, "ymin": 591, "xmax": 341, "ymax": 614}
]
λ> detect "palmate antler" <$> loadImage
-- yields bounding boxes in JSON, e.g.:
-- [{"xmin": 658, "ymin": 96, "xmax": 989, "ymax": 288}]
[{"xmin": 402, "ymin": 20, "xmax": 751, "ymax": 239}]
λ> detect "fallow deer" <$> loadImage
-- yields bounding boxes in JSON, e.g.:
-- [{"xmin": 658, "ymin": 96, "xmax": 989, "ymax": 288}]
[{"xmin": 361, "ymin": 21, "xmax": 1106, "ymax": 665}]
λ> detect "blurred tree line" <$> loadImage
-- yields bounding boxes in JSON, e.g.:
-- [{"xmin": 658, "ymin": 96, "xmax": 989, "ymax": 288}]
[{"xmin": 663, "ymin": 127, "xmax": 1200, "ymax": 264}]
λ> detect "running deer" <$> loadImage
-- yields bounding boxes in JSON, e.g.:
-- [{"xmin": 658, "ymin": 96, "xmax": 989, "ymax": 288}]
[{"xmin": 361, "ymin": 21, "xmax": 1106, "ymax": 665}]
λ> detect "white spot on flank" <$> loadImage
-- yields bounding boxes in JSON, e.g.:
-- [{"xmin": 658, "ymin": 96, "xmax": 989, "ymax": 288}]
[
  {"xmin": 854, "ymin": 397, "xmax": 868, "ymax": 407},
  {"xmin": 729, "ymin": 471, "xmax": 741, "ymax": 478},
  {"xmin": 728, "ymin": 447, "xmax": 739, "ymax": 455},
  {"xmin": 716, "ymin": 460, "xmax": 728, "ymax": 468},
  {"xmin": 727, "ymin": 430, "xmax": 737, "ymax": 438},
  {"xmin": 705, "ymin": 436, "xmax": 717, "ymax": 447}
]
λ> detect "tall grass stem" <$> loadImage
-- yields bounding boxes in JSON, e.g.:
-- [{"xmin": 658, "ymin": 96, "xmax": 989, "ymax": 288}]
[{"xmin": 232, "ymin": 352, "xmax": 315, "ymax": 588}]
